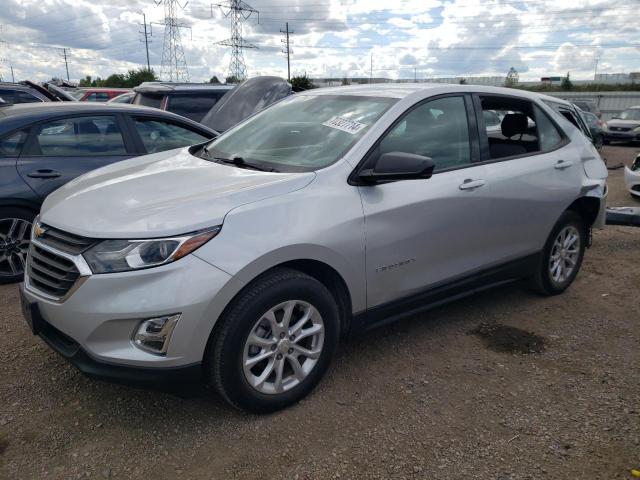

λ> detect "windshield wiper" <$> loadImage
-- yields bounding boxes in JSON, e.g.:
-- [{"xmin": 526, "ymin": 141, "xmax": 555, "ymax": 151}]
[{"xmin": 213, "ymin": 155, "xmax": 278, "ymax": 172}]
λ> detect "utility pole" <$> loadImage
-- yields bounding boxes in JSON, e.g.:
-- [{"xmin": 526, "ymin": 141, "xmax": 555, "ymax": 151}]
[
  {"xmin": 280, "ymin": 22, "xmax": 293, "ymax": 81},
  {"xmin": 154, "ymin": 0, "xmax": 190, "ymax": 82},
  {"xmin": 593, "ymin": 57, "xmax": 599, "ymax": 81},
  {"xmin": 414, "ymin": 67, "xmax": 417, "ymax": 82},
  {"xmin": 60, "ymin": 48, "xmax": 70, "ymax": 81},
  {"xmin": 10, "ymin": 65, "xmax": 14, "ymax": 82},
  {"xmin": 370, "ymin": 53, "xmax": 372, "ymax": 83},
  {"xmin": 213, "ymin": 0, "xmax": 259, "ymax": 82},
  {"xmin": 140, "ymin": 13, "xmax": 152, "ymax": 71}
]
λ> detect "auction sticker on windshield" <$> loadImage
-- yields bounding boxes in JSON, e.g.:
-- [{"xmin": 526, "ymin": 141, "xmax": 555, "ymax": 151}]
[{"xmin": 323, "ymin": 116, "xmax": 368, "ymax": 134}]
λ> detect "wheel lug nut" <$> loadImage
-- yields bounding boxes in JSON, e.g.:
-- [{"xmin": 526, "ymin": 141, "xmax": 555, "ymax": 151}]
[
  {"xmin": 276, "ymin": 353, "xmax": 283, "ymax": 360},
  {"xmin": 279, "ymin": 332, "xmax": 285, "ymax": 339},
  {"xmin": 288, "ymin": 348, "xmax": 293, "ymax": 354},
  {"xmin": 289, "ymin": 335, "xmax": 295, "ymax": 341},
  {"xmin": 271, "ymin": 344, "xmax": 277, "ymax": 351}
]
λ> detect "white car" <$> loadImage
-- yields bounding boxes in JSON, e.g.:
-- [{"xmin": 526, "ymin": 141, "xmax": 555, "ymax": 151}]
[
  {"xmin": 19, "ymin": 84, "xmax": 607, "ymax": 413},
  {"xmin": 624, "ymin": 153, "xmax": 640, "ymax": 197}
]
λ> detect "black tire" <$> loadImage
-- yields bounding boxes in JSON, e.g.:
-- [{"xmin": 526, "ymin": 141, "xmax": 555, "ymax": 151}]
[
  {"xmin": 0, "ymin": 207, "xmax": 36, "ymax": 285},
  {"xmin": 530, "ymin": 210, "xmax": 587, "ymax": 296},
  {"xmin": 204, "ymin": 268, "xmax": 340, "ymax": 413},
  {"xmin": 603, "ymin": 138, "xmax": 610, "ymax": 145}
]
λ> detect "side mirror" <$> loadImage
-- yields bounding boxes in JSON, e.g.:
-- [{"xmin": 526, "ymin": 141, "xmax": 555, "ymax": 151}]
[{"xmin": 358, "ymin": 152, "xmax": 435, "ymax": 183}]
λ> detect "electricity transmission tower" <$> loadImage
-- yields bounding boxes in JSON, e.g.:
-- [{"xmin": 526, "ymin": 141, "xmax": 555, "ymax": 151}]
[
  {"xmin": 212, "ymin": 0, "xmax": 259, "ymax": 82},
  {"xmin": 280, "ymin": 22, "xmax": 293, "ymax": 81},
  {"xmin": 154, "ymin": 0, "xmax": 190, "ymax": 82}
]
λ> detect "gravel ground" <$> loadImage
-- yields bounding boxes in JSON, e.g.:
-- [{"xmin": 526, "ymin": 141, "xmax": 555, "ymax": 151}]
[{"xmin": 1, "ymin": 145, "xmax": 639, "ymax": 480}]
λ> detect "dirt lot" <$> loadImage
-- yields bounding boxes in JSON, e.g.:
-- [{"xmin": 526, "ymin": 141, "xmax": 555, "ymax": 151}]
[{"xmin": 1, "ymin": 145, "xmax": 639, "ymax": 480}]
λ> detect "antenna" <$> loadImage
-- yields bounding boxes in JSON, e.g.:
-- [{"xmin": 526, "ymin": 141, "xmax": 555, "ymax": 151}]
[
  {"xmin": 154, "ymin": 0, "xmax": 190, "ymax": 82},
  {"xmin": 212, "ymin": 0, "xmax": 259, "ymax": 82}
]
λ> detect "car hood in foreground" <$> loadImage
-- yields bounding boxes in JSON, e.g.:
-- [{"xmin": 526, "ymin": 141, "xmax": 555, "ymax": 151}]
[{"xmin": 40, "ymin": 148, "xmax": 315, "ymax": 239}]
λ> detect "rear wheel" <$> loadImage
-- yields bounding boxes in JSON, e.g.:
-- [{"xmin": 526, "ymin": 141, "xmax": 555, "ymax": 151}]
[
  {"xmin": 205, "ymin": 268, "xmax": 340, "ymax": 413},
  {"xmin": 594, "ymin": 134, "xmax": 604, "ymax": 151},
  {"xmin": 531, "ymin": 211, "xmax": 587, "ymax": 296},
  {"xmin": 0, "ymin": 208, "xmax": 35, "ymax": 284}
]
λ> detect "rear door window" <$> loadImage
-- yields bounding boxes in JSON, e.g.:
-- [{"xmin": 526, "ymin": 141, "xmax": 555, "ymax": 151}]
[
  {"xmin": 133, "ymin": 118, "xmax": 210, "ymax": 153},
  {"xmin": 86, "ymin": 92, "xmax": 110, "ymax": 102},
  {"xmin": 30, "ymin": 116, "xmax": 127, "ymax": 156},
  {"xmin": 167, "ymin": 94, "xmax": 223, "ymax": 121}
]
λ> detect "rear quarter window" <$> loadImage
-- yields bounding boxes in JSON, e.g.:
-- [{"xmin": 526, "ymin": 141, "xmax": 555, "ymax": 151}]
[{"xmin": 134, "ymin": 93, "xmax": 164, "ymax": 109}]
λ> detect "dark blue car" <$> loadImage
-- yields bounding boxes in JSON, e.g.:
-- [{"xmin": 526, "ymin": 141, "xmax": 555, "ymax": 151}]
[{"xmin": 0, "ymin": 102, "xmax": 217, "ymax": 283}]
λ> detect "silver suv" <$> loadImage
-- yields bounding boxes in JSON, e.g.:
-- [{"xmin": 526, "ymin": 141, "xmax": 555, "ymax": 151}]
[{"xmin": 20, "ymin": 84, "xmax": 607, "ymax": 413}]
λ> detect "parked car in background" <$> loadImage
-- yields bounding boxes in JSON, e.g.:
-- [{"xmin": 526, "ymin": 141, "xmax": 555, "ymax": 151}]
[
  {"xmin": 0, "ymin": 102, "xmax": 217, "ymax": 283},
  {"xmin": 605, "ymin": 106, "xmax": 640, "ymax": 144},
  {"xmin": 132, "ymin": 83, "xmax": 233, "ymax": 122},
  {"xmin": 570, "ymin": 99, "xmax": 601, "ymax": 119},
  {"xmin": 579, "ymin": 110, "xmax": 606, "ymax": 150},
  {"xmin": 19, "ymin": 84, "xmax": 607, "ymax": 413},
  {"xmin": 108, "ymin": 91, "xmax": 136, "ymax": 104},
  {"xmin": 624, "ymin": 153, "xmax": 640, "ymax": 198},
  {"xmin": 0, "ymin": 81, "xmax": 76, "ymax": 104},
  {"xmin": 72, "ymin": 88, "xmax": 131, "ymax": 102}
]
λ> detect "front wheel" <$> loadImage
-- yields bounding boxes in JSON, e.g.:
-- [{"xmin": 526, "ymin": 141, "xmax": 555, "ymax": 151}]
[
  {"xmin": 0, "ymin": 208, "xmax": 36, "ymax": 284},
  {"xmin": 204, "ymin": 268, "xmax": 340, "ymax": 413},
  {"xmin": 530, "ymin": 211, "xmax": 587, "ymax": 296}
]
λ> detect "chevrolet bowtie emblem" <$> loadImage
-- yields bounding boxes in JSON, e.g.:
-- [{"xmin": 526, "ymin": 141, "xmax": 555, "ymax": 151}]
[{"xmin": 33, "ymin": 223, "xmax": 46, "ymax": 238}]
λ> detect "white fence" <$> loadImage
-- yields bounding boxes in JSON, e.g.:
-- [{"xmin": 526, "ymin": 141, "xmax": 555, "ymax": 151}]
[{"xmin": 546, "ymin": 92, "xmax": 640, "ymax": 120}]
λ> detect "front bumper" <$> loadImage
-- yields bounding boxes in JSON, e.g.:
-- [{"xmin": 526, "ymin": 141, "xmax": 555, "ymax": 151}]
[
  {"xmin": 20, "ymin": 288, "xmax": 203, "ymax": 393},
  {"xmin": 605, "ymin": 130, "xmax": 640, "ymax": 142},
  {"xmin": 21, "ymin": 252, "xmax": 240, "ymax": 372}
]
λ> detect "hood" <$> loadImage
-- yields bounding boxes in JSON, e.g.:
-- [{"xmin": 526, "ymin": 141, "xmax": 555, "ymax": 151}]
[
  {"xmin": 607, "ymin": 118, "xmax": 640, "ymax": 128},
  {"xmin": 201, "ymin": 76, "xmax": 292, "ymax": 132},
  {"xmin": 40, "ymin": 148, "xmax": 315, "ymax": 239}
]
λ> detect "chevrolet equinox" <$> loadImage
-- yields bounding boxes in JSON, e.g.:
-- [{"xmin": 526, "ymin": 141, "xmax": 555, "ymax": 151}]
[{"xmin": 20, "ymin": 84, "xmax": 608, "ymax": 413}]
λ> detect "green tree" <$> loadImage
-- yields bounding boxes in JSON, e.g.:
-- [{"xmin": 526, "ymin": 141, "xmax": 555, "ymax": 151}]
[
  {"xmin": 290, "ymin": 74, "xmax": 315, "ymax": 91},
  {"xmin": 341, "ymin": 77, "xmax": 350, "ymax": 86},
  {"xmin": 209, "ymin": 75, "xmax": 221, "ymax": 84},
  {"xmin": 225, "ymin": 75, "xmax": 241, "ymax": 84},
  {"xmin": 459, "ymin": 78, "xmax": 467, "ymax": 85},
  {"xmin": 125, "ymin": 68, "xmax": 157, "ymax": 87},
  {"xmin": 78, "ymin": 68, "xmax": 158, "ymax": 88},
  {"xmin": 561, "ymin": 72, "xmax": 573, "ymax": 91}
]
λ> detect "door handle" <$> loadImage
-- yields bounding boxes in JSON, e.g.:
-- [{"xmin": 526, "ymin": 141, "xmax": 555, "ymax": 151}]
[
  {"xmin": 554, "ymin": 160, "xmax": 573, "ymax": 170},
  {"xmin": 27, "ymin": 169, "xmax": 61, "ymax": 179},
  {"xmin": 459, "ymin": 179, "xmax": 486, "ymax": 190}
]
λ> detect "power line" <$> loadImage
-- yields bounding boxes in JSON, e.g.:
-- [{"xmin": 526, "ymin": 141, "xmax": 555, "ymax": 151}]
[
  {"xmin": 154, "ymin": 0, "xmax": 190, "ymax": 82},
  {"xmin": 280, "ymin": 22, "xmax": 293, "ymax": 81},
  {"xmin": 213, "ymin": 0, "xmax": 259, "ymax": 81}
]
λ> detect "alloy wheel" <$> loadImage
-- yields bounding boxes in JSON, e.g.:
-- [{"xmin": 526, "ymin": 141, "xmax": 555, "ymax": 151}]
[
  {"xmin": 0, "ymin": 218, "xmax": 31, "ymax": 278},
  {"xmin": 242, "ymin": 300, "xmax": 325, "ymax": 395},
  {"xmin": 548, "ymin": 225, "xmax": 580, "ymax": 284}
]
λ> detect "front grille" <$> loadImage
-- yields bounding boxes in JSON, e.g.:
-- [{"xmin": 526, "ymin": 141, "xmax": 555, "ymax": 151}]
[
  {"xmin": 611, "ymin": 126, "xmax": 631, "ymax": 132},
  {"xmin": 37, "ymin": 224, "xmax": 96, "ymax": 255},
  {"xmin": 27, "ymin": 245, "xmax": 80, "ymax": 298}
]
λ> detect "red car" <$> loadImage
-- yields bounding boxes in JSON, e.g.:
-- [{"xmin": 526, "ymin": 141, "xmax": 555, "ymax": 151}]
[{"xmin": 72, "ymin": 88, "xmax": 131, "ymax": 102}]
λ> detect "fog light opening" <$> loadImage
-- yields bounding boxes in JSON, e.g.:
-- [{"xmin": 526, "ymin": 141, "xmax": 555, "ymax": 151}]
[{"xmin": 132, "ymin": 314, "xmax": 181, "ymax": 355}]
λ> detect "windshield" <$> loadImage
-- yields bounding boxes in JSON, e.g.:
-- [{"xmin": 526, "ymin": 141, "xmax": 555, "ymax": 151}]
[
  {"xmin": 203, "ymin": 94, "xmax": 396, "ymax": 172},
  {"xmin": 618, "ymin": 109, "xmax": 640, "ymax": 120}
]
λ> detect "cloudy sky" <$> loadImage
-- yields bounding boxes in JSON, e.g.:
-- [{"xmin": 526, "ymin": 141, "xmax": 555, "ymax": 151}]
[{"xmin": 1, "ymin": 0, "xmax": 639, "ymax": 83}]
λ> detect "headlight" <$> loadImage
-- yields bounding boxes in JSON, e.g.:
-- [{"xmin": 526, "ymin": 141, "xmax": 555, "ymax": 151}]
[
  {"xmin": 83, "ymin": 227, "xmax": 220, "ymax": 274},
  {"xmin": 634, "ymin": 126, "xmax": 640, "ymax": 132}
]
